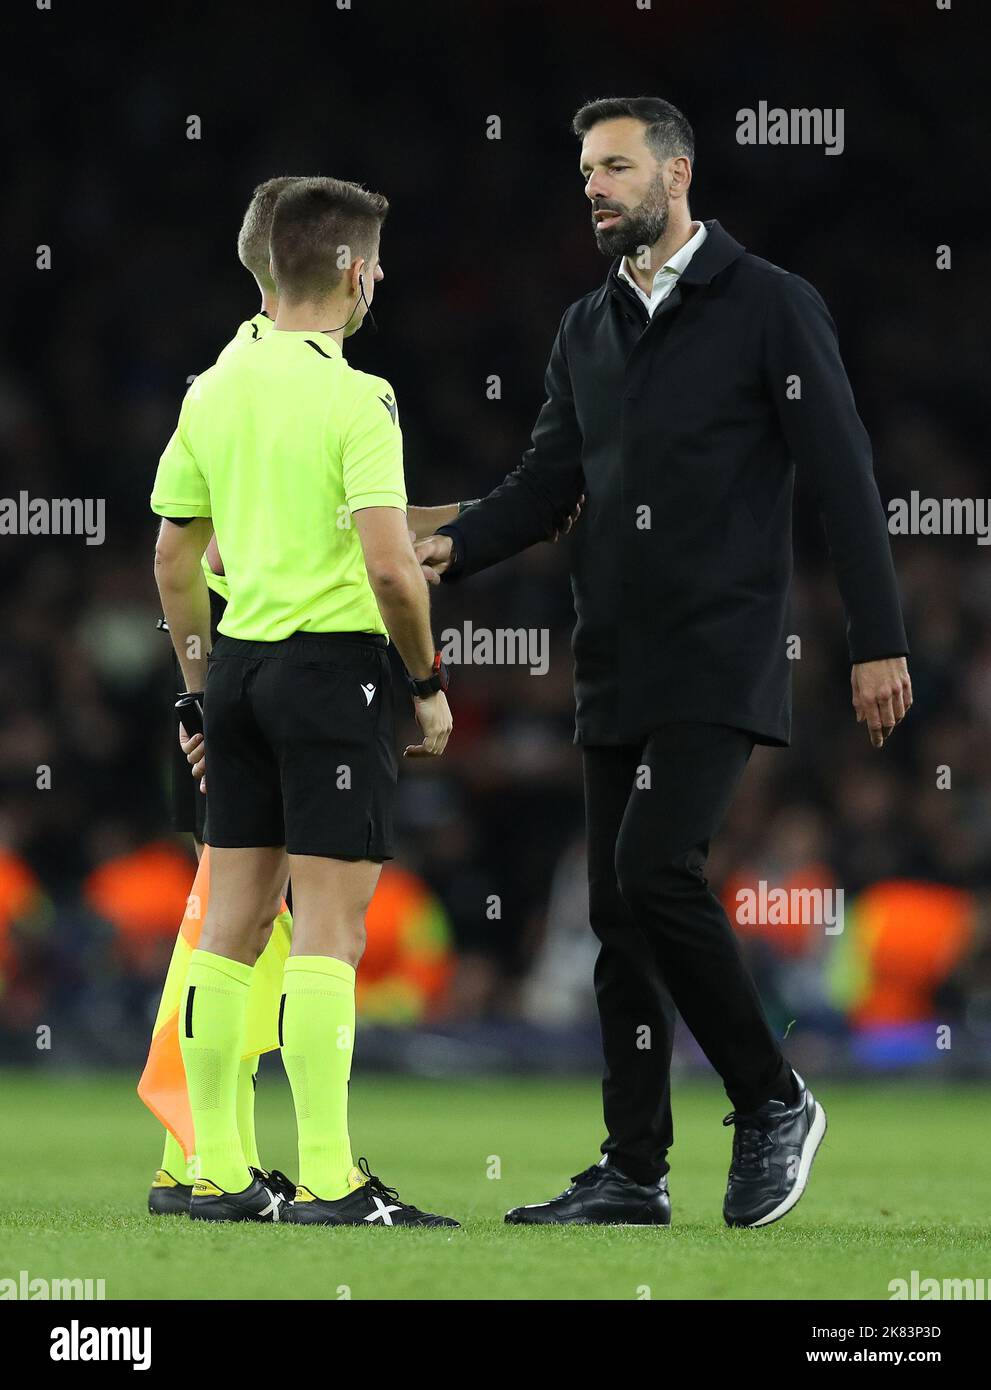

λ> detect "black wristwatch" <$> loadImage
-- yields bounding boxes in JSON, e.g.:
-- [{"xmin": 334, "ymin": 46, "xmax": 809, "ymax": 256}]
[{"xmin": 407, "ymin": 652, "xmax": 449, "ymax": 699}]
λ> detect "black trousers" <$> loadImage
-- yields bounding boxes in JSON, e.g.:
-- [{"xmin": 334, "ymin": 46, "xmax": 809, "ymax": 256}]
[{"xmin": 584, "ymin": 723, "xmax": 792, "ymax": 1184}]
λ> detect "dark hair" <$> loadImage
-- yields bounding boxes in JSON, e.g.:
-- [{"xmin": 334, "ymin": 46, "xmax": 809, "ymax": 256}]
[
  {"xmin": 572, "ymin": 96, "xmax": 695, "ymax": 166},
  {"xmin": 269, "ymin": 177, "xmax": 389, "ymax": 305},
  {"xmin": 237, "ymin": 176, "xmax": 305, "ymax": 288}
]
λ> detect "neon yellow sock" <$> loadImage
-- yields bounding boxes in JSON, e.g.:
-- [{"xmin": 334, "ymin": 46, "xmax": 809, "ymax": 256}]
[
  {"xmin": 160, "ymin": 1129, "xmax": 192, "ymax": 1184},
  {"xmin": 159, "ymin": 1047, "xmax": 258, "ymax": 1179},
  {"xmin": 237, "ymin": 1055, "xmax": 262, "ymax": 1171},
  {"xmin": 280, "ymin": 955, "xmax": 356, "ymax": 1200},
  {"xmin": 179, "ymin": 949, "xmax": 254, "ymax": 1194}
]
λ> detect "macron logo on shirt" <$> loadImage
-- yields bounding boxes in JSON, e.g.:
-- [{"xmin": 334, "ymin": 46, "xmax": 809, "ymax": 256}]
[
  {"xmin": 378, "ymin": 394, "xmax": 397, "ymax": 425},
  {"xmin": 361, "ymin": 683, "xmax": 377, "ymax": 707}
]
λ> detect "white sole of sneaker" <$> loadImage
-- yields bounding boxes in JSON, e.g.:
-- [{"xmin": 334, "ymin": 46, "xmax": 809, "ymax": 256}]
[{"xmin": 746, "ymin": 1099, "xmax": 827, "ymax": 1228}]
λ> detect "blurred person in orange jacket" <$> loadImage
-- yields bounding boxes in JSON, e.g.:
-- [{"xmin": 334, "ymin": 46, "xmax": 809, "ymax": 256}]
[
  {"xmin": 0, "ymin": 845, "xmax": 50, "ymax": 1033},
  {"xmin": 356, "ymin": 863, "xmax": 454, "ymax": 1024},
  {"xmin": 832, "ymin": 880, "xmax": 976, "ymax": 1032}
]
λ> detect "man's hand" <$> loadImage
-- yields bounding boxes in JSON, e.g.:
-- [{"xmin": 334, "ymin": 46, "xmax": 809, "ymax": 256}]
[
  {"xmin": 851, "ymin": 657, "xmax": 912, "ymax": 749},
  {"xmin": 180, "ymin": 725, "xmax": 206, "ymax": 792},
  {"xmin": 404, "ymin": 691, "xmax": 453, "ymax": 757},
  {"xmin": 552, "ymin": 494, "xmax": 585, "ymax": 541},
  {"xmin": 415, "ymin": 534, "xmax": 454, "ymax": 587},
  {"xmin": 413, "ymin": 496, "xmax": 583, "ymax": 585}
]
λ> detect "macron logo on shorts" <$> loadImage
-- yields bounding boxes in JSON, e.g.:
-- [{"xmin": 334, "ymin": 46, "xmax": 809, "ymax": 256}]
[{"xmin": 361, "ymin": 683, "xmax": 377, "ymax": 707}]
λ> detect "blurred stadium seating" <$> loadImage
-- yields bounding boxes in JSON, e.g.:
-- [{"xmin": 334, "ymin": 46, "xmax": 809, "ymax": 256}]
[{"xmin": 2, "ymin": 0, "xmax": 988, "ymax": 1078}]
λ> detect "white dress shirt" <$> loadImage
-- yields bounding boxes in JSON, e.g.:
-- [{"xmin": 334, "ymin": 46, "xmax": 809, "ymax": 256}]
[{"xmin": 616, "ymin": 220, "xmax": 708, "ymax": 317}]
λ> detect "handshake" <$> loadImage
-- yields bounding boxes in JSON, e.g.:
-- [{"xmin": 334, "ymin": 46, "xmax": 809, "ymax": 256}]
[
  {"xmin": 414, "ymin": 533, "xmax": 455, "ymax": 586},
  {"xmin": 413, "ymin": 495, "xmax": 584, "ymax": 586}
]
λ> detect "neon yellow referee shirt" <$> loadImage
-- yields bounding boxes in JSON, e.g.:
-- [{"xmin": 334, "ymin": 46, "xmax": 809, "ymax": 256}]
[
  {"xmin": 151, "ymin": 329, "xmax": 406, "ymax": 641},
  {"xmin": 199, "ymin": 312, "xmax": 275, "ymax": 600},
  {"xmin": 215, "ymin": 311, "xmax": 273, "ymax": 365}
]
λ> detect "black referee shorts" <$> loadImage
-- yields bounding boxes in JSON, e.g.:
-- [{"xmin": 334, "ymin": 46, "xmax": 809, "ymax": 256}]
[
  {"xmin": 170, "ymin": 587, "xmax": 227, "ymax": 838},
  {"xmin": 203, "ymin": 630, "xmax": 397, "ymax": 861}
]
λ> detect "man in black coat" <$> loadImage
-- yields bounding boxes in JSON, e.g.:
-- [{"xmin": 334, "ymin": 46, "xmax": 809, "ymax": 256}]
[{"xmin": 417, "ymin": 96, "xmax": 912, "ymax": 1228}]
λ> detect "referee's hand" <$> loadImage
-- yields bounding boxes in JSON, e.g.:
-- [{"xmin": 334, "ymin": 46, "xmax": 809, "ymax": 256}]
[
  {"xmin": 180, "ymin": 725, "xmax": 207, "ymax": 793},
  {"xmin": 404, "ymin": 691, "xmax": 453, "ymax": 758}
]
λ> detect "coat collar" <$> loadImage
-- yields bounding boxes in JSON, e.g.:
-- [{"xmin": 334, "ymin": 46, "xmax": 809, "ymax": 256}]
[
  {"xmin": 607, "ymin": 219, "xmax": 745, "ymax": 297},
  {"xmin": 678, "ymin": 219, "xmax": 746, "ymax": 284}
]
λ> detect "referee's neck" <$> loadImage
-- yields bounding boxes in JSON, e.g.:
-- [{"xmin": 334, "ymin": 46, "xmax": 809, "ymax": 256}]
[
  {"xmin": 252, "ymin": 273, "xmax": 280, "ymax": 320},
  {"xmin": 273, "ymin": 297, "xmax": 348, "ymax": 348}
]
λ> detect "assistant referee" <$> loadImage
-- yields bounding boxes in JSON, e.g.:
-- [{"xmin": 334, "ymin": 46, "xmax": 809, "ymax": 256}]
[
  {"xmin": 149, "ymin": 175, "xmax": 301, "ymax": 1218},
  {"xmin": 152, "ymin": 177, "xmax": 457, "ymax": 1227}
]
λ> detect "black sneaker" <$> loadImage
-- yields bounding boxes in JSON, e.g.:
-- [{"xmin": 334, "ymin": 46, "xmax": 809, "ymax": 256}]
[
  {"xmin": 148, "ymin": 1169, "xmax": 192, "ymax": 1216},
  {"xmin": 189, "ymin": 1172, "xmax": 287, "ymax": 1222},
  {"xmin": 504, "ymin": 1156, "xmax": 671, "ymax": 1226},
  {"xmin": 255, "ymin": 1167, "xmax": 296, "ymax": 1204},
  {"xmin": 723, "ymin": 1071, "xmax": 827, "ymax": 1228},
  {"xmin": 287, "ymin": 1157, "xmax": 459, "ymax": 1228}
]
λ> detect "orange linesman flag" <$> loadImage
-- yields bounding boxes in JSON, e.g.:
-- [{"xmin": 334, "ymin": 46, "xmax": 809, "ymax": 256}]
[{"xmin": 137, "ymin": 847, "xmax": 291, "ymax": 1156}]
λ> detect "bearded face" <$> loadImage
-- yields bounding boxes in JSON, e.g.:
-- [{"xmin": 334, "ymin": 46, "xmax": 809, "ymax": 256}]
[{"xmin": 591, "ymin": 169, "xmax": 671, "ymax": 259}]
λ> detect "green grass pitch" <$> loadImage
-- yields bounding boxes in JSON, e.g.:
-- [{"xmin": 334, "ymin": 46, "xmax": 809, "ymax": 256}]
[{"xmin": 1, "ymin": 1070, "xmax": 988, "ymax": 1300}]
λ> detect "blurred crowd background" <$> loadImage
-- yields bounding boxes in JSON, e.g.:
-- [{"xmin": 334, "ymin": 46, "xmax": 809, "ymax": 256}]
[{"xmin": 2, "ymin": 1, "xmax": 989, "ymax": 1079}]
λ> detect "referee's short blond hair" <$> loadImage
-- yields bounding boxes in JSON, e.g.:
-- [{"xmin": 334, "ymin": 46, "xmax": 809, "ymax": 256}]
[{"xmin": 237, "ymin": 176, "xmax": 305, "ymax": 290}]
